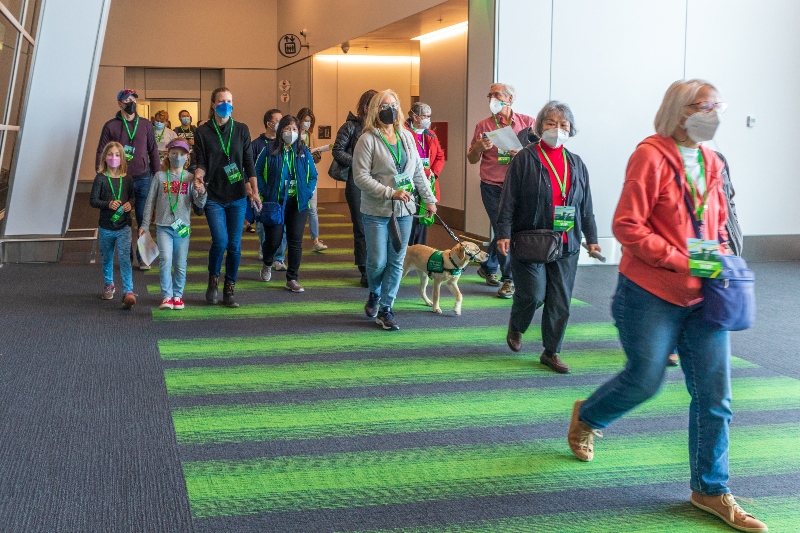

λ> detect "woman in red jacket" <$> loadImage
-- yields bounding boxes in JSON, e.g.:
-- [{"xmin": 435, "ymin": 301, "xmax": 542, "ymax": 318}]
[
  {"xmin": 568, "ymin": 80, "xmax": 767, "ymax": 533},
  {"xmin": 404, "ymin": 102, "xmax": 445, "ymax": 245}
]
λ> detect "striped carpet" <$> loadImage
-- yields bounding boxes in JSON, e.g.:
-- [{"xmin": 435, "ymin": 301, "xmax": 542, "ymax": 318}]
[{"xmin": 154, "ymin": 205, "xmax": 799, "ymax": 532}]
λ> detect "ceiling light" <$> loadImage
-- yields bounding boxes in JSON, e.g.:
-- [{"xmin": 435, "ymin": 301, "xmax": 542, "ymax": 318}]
[{"xmin": 411, "ymin": 21, "xmax": 468, "ymax": 42}]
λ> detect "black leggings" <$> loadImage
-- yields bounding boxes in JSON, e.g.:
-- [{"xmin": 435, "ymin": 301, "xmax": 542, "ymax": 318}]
[{"xmin": 261, "ymin": 200, "xmax": 309, "ymax": 281}]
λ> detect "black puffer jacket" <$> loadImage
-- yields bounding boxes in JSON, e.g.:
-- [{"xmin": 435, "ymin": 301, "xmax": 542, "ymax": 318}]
[
  {"xmin": 498, "ymin": 143, "xmax": 598, "ymax": 255},
  {"xmin": 331, "ymin": 112, "xmax": 363, "ymax": 171},
  {"xmin": 716, "ymin": 151, "xmax": 743, "ymax": 256}
]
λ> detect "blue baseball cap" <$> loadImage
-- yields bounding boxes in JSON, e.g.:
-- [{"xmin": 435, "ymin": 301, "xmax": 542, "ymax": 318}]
[{"xmin": 116, "ymin": 88, "xmax": 139, "ymax": 101}]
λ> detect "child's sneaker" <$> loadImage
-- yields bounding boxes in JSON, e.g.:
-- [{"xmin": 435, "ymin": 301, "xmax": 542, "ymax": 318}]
[
  {"xmin": 172, "ymin": 297, "xmax": 185, "ymax": 310},
  {"xmin": 121, "ymin": 292, "xmax": 137, "ymax": 309},
  {"xmin": 159, "ymin": 298, "xmax": 174, "ymax": 310},
  {"xmin": 102, "ymin": 284, "xmax": 115, "ymax": 300}
]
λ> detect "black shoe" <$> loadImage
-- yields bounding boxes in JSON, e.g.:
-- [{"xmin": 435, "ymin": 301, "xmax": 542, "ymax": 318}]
[
  {"xmin": 223, "ymin": 280, "xmax": 239, "ymax": 308},
  {"xmin": 376, "ymin": 306, "xmax": 400, "ymax": 331},
  {"xmin": 364, "ymin": 292, "xmax": 380, "ymax": 317},
  {"xmin": 206, "ymin": 275, "xmax": 219, "ymax": 304},
  {"xmin": 360, "ymin": 273, "xmax": 369, "ymax": 288}
]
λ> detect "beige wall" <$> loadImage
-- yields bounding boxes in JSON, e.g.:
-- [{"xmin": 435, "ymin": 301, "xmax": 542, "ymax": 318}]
[
  {"xmin": 101, "ymin": 0, "xmax": 278, "ymax": 69},
  {"xmin": 311, "ymin": 55, "xmax": 419, "ymax": 189},
  {"xmin": 420, "ymin": 26, "xmax": 468, "ymax": 212},
  {"xmin": 78, "ymin": 66, "xmax": 125, "ymax": 182},
  {"xmin": 223, "ymin": 69, "xmax": 279, "ymax": 139}
]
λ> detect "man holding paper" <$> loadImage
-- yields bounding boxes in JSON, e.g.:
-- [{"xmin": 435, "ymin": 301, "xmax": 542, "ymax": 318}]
[{"xmin": 468, "ymin": 83, "xmax": 535, "ymax": 299}]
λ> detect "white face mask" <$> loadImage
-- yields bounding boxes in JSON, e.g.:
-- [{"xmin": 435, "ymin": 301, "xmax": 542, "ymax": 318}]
[
  {"xmin": 282, "ymin": 130, "xmax": 298, "ymax": 145},
  {"xmin": 541, "ymin": 128, "xmax": 569, "ymax": 148},
  {"xmin": 301, "ymin": 121, "xmax": 311, "ymax": 131},
  {"xmin": 420, "ymin": 118, "xmax": 431, "ymax": 130},
  {"xmin": 489, "ymin": 98, "xmax": 508, "ymax": 115},
  {"xmin": 684, "ymin": 110, "xmax": 720, "ymax": 143}
]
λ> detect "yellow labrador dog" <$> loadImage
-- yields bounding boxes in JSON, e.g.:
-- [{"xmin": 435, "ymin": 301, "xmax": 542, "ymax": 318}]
[{"xmin": 403, "ymin": 242, "xmax": 488, "ymax": 315}]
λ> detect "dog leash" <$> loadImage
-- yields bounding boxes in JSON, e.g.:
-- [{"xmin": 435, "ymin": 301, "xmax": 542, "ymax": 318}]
[{"xmin": 405, "ymin": 199, "xmax": 482, "ymax": 262}]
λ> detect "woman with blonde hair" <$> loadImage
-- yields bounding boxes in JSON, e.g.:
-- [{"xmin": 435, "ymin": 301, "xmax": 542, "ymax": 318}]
[
  {"xmin": 352, "ymin": 89, "xmax": 438, "ymax": 330},
  {"xmin": 567, "ymin": 80, "xmax": 767, "ymax": 532}
]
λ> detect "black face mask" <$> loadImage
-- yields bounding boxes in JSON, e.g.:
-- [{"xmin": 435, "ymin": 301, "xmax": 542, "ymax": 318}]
[
  {"xmin": 123, "ymin": 101, "xmax": 136, "ymax": 115},
  {"xmin": 379, "ymin": 107, "xmax": 397, "ymax": 125}
]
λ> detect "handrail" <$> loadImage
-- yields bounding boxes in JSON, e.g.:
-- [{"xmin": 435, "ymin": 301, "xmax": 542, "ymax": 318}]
[{"xmin": 0, "ymin": 228, "xmax": 98, "ymax": 263}]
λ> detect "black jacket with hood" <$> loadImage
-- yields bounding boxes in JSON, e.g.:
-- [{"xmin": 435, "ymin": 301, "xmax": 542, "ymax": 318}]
[{"xmin": 332, "ymin": 112, "xmax": 364, "ymax": 171}]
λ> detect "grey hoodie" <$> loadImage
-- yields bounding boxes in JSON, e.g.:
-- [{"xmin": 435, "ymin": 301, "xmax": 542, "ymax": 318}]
[
  {"xmin": 352, "ymin": 127, "xmax": 436, "ymax": 217},
  {"xmin": 141, "ymin": 170, "xmax": 207, "ymax": 231}
]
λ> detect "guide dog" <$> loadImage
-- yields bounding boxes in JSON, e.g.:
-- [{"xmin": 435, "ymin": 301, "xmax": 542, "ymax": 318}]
[{"xmin": 402, "ymin": 241, "xmax": 488, "ymax": 315}]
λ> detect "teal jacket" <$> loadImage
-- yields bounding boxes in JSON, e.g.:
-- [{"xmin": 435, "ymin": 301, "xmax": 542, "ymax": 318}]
[{"xmin": 255, "ymin": 141, "xmax": 318, "ymax": 211}]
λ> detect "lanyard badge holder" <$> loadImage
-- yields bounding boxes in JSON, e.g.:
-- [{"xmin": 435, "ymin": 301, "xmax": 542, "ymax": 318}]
[
  {"xmin": 380, "ymin": 130, "xmax": 412, "ymax": 193},
  {"xmin": 537, "ymin": 143, "xmax": 574, "ymax": 232},
  {"xmin": 167, "ymin": 170, "xmax": 190, "ymax": 237},
  {"xmin": 213, "ymin": 119, "xmax": 242, "ymax": 184},
  {"xmin": 106, "ymin": 173, "xmax": 125, "ymax": 223},
  {"xmin": 679, "ymin": 150, "xmax": 722, "ymax": 278},
  {"xmin": 122, "ymin": 116, "xmax": 139, "ymax": 162}
]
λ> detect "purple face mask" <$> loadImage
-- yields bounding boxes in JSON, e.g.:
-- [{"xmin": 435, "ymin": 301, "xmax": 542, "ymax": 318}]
[{"xmin": 106, "ymin": 155, "xmax": 121, "ymax": 168}]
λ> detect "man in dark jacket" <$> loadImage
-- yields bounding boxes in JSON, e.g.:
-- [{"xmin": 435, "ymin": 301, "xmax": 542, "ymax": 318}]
[{"xmin": 96, "ymin": 89, "xmax": 160, "ymax": 269}]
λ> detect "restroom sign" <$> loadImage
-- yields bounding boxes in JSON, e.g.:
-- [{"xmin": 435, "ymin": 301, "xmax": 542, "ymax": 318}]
[
  {"xmin": 279, "ymin": 34, "xmax": 300, "ymax": 58},
  {"xmin": 280, "ymin": 93, "xmax": 291, "ymax": 103},
  {"xmin": 279, "ymin": 80, "xmax": 291, "ymax": 92}
]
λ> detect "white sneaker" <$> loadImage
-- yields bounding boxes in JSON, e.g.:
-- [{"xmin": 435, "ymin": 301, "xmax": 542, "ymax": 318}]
[
  {"xmin": 313, "ymin": 240, "xmax": 328, "ymax": 252},
  {"xmin": 273, "ymin": 261, "xmax": 287, "ymax": 271},
  {"xmin": 258, "ymin": 248, "xmax": 263, "ymax": 261},
  {"xmin": 259, "ymin": 263, "xmax": 272, "ymax": 282}
]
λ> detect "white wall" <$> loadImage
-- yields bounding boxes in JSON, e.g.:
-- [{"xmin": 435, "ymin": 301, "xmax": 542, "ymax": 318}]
[
  {"xmin": 490, "ymin": 0, "xmax": 800, "ymax": 241},
  {"xmin": 420, "ymin": 25, "xmax": 469, "ymax": 211}
]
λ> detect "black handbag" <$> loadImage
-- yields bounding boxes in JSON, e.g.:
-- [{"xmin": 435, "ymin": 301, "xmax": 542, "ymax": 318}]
[
  {"xmin": 328, "ymin": 158, "xmax": 350, "ymax": 182},
  {"xmin": 510, "ymin": 229, "xmax": 563, "ymax": 263}
]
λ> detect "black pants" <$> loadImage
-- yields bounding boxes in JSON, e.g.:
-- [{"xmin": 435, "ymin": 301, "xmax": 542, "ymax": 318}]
[
  {"xmin": 408, "ymin": 215, "xmax": 428, "ymax": 246},
  {"xmin": 345, "ymin": 177, "xmax": 367, "ymax": 272},
  {"xmin": 509, "ymin": 249, "xmax": 579, "ymax": 354},
  {"xmin": 261, "ymin": 200, "xmax": 308, "ymax": 282}
]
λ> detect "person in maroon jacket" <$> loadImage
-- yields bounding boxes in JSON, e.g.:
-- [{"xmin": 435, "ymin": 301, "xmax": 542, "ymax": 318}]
[
  {"xmin": 95, "ymin": 89, "xmax": 160, "ymax": 269},
  {"xmin": 404, "ymin": 102, "xmax": 445, "ymax": 245}
]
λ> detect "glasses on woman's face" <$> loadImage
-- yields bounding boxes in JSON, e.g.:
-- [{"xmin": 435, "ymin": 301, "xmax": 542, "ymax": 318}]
[
  {"xmin": 686, "ymin": 101, "xmax": 728, "ymax": 114},
  {"xmin": 379, "ymin": 102, "xmax": 399, "ymax": 111}
]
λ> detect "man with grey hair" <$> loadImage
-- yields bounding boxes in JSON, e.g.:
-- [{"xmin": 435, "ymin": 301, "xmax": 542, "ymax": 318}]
[{"xmin": 468, "ymin": 83, "xmax": 535, "ymax": 298}]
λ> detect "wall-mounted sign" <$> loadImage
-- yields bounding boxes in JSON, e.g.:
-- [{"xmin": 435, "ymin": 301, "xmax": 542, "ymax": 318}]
[
  {"xmin": 280, "ymin": 93, "xmax": 291, "ymax": 103},
  {"xmin": 279, "ymin": 34, "xmax": 301, "ymax": 58},
  {"xmin": 279, "ymin": 80, "xmax": 291, "ymax": 92},
  {"xmin": 318, "ymin": 126, "xmax": 332, "ymax": 140}
]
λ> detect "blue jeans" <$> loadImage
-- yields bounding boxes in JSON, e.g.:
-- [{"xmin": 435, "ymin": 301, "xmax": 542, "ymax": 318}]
[
  {"xmin": 308, "ymin": 188, "xmax": 320, "ymax": 240},
  {"xmin": 480, "ymin": 181, "xmax": 512, "ymax": 281},
  {"xmin": 363, "ymin": 213, "xmax": 413, "ymax": 308},
  {"xmin": 580, "ymin": 274, "xmax": 732, "ymax": 495},
  {"xmin": 156, "ymin": 225, "xmax": 191, "ymax": 299},
  {"xmin": 256, "ymin": 221, "xmax": 285, "ymax": 262},
  {"xmin": 204, "ymin": 197, "xmax": 247, "ymax": 283},
  {"xmin": 132, "ymin": 175, "xmax": 152, "ymax": 262},
  {"xmin": 98, "ymin": 227, "xmax": 133, "ymax": 294}
]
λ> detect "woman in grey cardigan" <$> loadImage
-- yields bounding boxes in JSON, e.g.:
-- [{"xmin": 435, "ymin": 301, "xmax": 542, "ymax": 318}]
[{"xmin": 352, "ymin": 89, "xmax": 438, "ymax": 331}]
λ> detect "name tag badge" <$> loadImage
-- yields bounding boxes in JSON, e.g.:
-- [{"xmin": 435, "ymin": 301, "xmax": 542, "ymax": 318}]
[
  {"xmin": 123, "ymin": 145, "xmax": 135, "ymax": 162},
  {"xmin": 110, "ymin": 205, "xmax": 125, "ymax": 223},
  {"xmin": 688, "ymin": 238, "xmax": 722, "ymax": 278},
  {"xmin": 394, "ymin": 172, "xmax": 414, "ymax": 193},
  {"xmin": 497, "ymin": 150, "xmax": 511, "ymax": 165},
  {"xmin": 288, "ymin": 179, "xmax": 297, "ymax": 196},
  {"xmin": 171, "ymin": 218, "xmax": 190, "ymax": 238},
  {"xmin": 421, "ymin": 158, "xmax": 431, "ymax": 170},
  {"xmin": 224, "ymin": 162, "xmax": 242, "ymax": 184},
  {"xmin": 554, "ymin": 206, "xmax": 576, "ymax": 232}
]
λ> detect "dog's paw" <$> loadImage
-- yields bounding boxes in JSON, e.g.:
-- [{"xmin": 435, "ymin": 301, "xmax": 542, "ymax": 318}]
[
  {"xmin": 424, "ymin": 300, "xmax": 433, "ymax": 307},
  {"xmin": 433, "ymin": 307, "xmax": 443, "ymax": 314},
  {"xmin": 453, "ymin": 309, "xmax": 462, "ymax": 316}
]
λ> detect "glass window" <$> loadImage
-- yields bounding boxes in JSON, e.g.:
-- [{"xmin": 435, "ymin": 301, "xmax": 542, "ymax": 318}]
[
  {"xmin": 0, "ymin": 16, "xmax": 21, "ymax": 122},
  {"xmin": 7, "ymin": 37, "xmax": 30, "ymax": 125},
  {"xmin": 24, "ymin": 0, "xmax": 40, "ymax": 38},
  {"xmin": 0, "ymin": 129, "xmax": 17, "ymax": 210},
  {"xmin": 1, "ymin": 1, "xmax": 25, "ymax": 23}
]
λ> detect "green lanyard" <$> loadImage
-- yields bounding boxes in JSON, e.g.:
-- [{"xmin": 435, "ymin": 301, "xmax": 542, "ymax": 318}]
[
  {"xmin": 283, "ymin": 146, "xmax": 296, "ymax": 177},
  {"xmin": 537, "ymin": 142, "xmax": 569, "ymax": 201},
  {"xmin": 155, "ymin": 127, "xmax": 165, "ymax": 142},
  {"xmin": 106, "ymin": 172, "xmax": 122, "ymax": 202},
  {"xmin": 685, "ymin": 149, "xmax": 708, "ymax": 221},
  {"xmin": 492, "ymin": 113, "xmax": 514, "ymax": 130},
  {"xmin": 211, "ymin": 119, "xmax": 234, "ymax": 157},
  {"xmin": 166, "ymin": 170, "xmax": 185, "ymax": 214},
  {"xmin": 122, "ymin": 116, "xmax": 139, "ymax": 142},
  {"xmin": 379, "ymin": 130, "xmax": 402, "ymax": 169},
  {"xmin": 304, "ymin": 132, "xmax": 311, "ymax": 146},
  {"xmin": 414, "ymin": 130, "xmax": 426, "ymax": 153}
]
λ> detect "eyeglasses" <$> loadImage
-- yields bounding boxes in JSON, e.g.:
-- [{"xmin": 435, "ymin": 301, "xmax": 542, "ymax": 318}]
[
  {"xmin": 686, "ymin": 101, "xmax": 728, "ymax": 114},
  {"xmin": 487, "ymin": 92, "xmax": 508, "ymax": 99},
  {"xmin": 379, "ymin": 102, "xmax": 399, "ymax": 111}
]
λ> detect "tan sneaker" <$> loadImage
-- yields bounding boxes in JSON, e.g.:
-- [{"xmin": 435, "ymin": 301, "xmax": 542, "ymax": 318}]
[
  {"xmin": 497, "ymin": 280, "xmax": 515, "ymax": 299},
  {"xmin": 567, "ymin": 400, "xmax": 602, "ymax": 461},
  {"xmin": 690, "ymin": 492, "xmax": 768, "ymax": 532}
]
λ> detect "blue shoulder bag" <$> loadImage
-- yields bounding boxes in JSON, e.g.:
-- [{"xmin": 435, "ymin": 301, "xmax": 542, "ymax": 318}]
[
  {"xmin": 676, "ymin": 171, "xmax": 755, "ymax": 331},
  {"xmin": 259, "ymin": 155, "xmax": 288, "ymax": 227}
]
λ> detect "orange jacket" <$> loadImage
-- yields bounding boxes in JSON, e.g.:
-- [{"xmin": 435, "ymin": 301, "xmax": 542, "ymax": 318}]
[{"xmin": 613, "ymin": 134, "xmax": 728, "ymax": 307}]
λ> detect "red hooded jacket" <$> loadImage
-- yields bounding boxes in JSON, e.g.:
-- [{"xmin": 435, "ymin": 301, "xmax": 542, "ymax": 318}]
[
  {"xmin": 404, "ymin": 122, "xmax": 445, "ymax": 200},
  {"xmin": 613, "ymin": 134, "xmax": 728, "ymax": 307}
]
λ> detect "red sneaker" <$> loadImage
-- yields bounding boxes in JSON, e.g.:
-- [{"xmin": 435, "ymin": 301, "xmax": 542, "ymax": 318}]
[
  {"xmin": 172, "ymin": 297, "xmax": 185, "ymax": 310},
  {"xmin": 159, "ymin": 298, "xmax": 174, "ymax": 310}
]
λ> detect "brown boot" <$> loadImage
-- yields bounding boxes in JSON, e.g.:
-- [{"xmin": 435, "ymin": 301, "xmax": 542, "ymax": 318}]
[
  {"xmin": 223, "ymin": 280, "xmax": 239, "ymax": 308},
  {"xmin": 507, "ymin": 322, "xmax": 522, "ymax": 352},
  {"xmin": 205, "ymin": 274, "xmax": 219, "ymax": 305},
  {"xmin": 541, "ymin": 350, "xmax": 570, "ymax": 374},
  {"xmin": 568, "ymin": 400, "xmax": 602, "ymax": 461},
  {"xmin": 690, "ymin": 492, "xmax": 768, "ymax": 532}
]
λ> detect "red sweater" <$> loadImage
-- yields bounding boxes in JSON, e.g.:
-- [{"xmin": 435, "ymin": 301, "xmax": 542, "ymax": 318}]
[
  {"xmin": 536, "ymin": 141, "xmax": 571, "ymax": 241},
  {"xmin": 613, "ymin": 134, "xmax": 728, "ymax": 306}
]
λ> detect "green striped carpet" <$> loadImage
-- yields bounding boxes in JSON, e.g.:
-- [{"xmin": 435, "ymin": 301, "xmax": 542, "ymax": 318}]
[{"xmin": 155, "ymin": 208, "xmax": 800, "ymax": 532}]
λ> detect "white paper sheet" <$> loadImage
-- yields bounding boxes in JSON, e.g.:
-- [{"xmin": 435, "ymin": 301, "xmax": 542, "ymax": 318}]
[
  {"xmin": 310, "ymin": 144, "xmax": 332, "ymax": 154},
  {"xmin": 484, "ymin": 126, "xmax": 524, "ymax": 152},
  {"xmin": 137, "ymin": 231, "xmax": 159, "ymax": 267}
]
